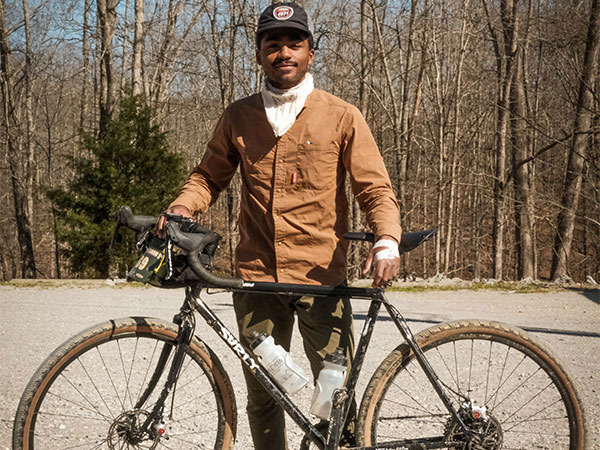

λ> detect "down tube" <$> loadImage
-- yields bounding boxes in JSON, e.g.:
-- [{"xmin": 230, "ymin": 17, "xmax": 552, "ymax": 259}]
[{"xmin": 189, "ymin": 289, "xmax": 327, "ymax": 449}]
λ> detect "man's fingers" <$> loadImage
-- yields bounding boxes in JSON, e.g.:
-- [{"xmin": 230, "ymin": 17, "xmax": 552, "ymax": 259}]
[
  {"xmin": 371, "ymin": 258, "xmax": 400, "ymax": 287},
  {"xmin": 372, "ymin": 259, "xmax": 386, "ymax": 287},
  {"xmin": 156, "ymin": 205, "xmax": 193, "ymax": 239},
  {"xmin": 363, "ymin": 251, "xmax": 374, "ymax": 275},
  {"xmin": 156, "ymin": 216, "xmax": 167, "ymax": 238}
]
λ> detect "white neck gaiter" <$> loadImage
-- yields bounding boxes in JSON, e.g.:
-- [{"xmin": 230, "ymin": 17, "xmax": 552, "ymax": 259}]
[{"xmin": 261, "ymin": 73, "xmax": 314, "ymax": 137}]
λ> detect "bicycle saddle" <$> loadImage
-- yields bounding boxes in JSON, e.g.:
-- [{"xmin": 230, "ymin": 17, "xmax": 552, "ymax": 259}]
[{"xmin": 343, "ymin": 229, "xmax": 436, "ymax": 254}]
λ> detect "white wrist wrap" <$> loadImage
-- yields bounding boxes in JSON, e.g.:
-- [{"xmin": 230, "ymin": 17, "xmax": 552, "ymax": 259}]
[{"xmin": 373, "ymin": 239, "xmax": 400, "ymax": 262}]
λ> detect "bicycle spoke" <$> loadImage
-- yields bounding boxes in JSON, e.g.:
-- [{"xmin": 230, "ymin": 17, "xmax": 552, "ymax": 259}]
[
  {"xmin": 434, "ymin": 344, "xmax": 461, "ymax": 396},
  {"xmin": 385, "ymin": 380, "xmax": 447, "ymax": 426},
  {"xmin": 489, "ymin": 351, "xmax": 528, "ymax": 410},
  {"xmin": 493, "ymin": 367, "xmax": 543, "ymax": 411},
  {"xmin": 171, "ymin": 407, "xmax": 220, "ymax": 423},
  {"xmin": 77, "ymin": 356, "xmax": 117, "ymax": 420},
  {"xmin": 117, "ymin": 339, "xmax": 136, "ymax": 409},
  {"xmin": 171, "ymin": 388, "xmax": 215, "ymax": 411},
  {"xmin": 33, "ymin": 433, "xmax": 106, "ymax": 449},
  {"xmin": 499, "ymin": 379, "xmax": 553, "ymax": 424},
  {"xmin": 18, "ymin": 319, "xmax": 231, "ymax": 450},
  {"xmin": 133, "ymin": 338, "xmax": 161, "ymax": 407},
  {"xmin": 96, "ymin": 344, "xmax": 127, "ymax": 413},
  {"xmin": 168, "ymin": 433, "xmax": 214, "ymax": 449},
  {"xmin": 54, "ymin": 372, "xmax": 114, "ymax": 423},
  {"xmin": 484, "ymin": 340, "xmax": 493, "ymax": 404},
  {"xmin": 174, "ymin": 365, "xmax": 208, "ymax": 392},
  {"xmin": 360, "ymin": 321, "xmax": 581, "ymax": 450}
]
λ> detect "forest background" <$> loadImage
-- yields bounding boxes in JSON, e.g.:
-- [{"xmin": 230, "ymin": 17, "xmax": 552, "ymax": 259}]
[{"xmin": 1, "ymin": 0, "xmax": 599, "ymax": 283}]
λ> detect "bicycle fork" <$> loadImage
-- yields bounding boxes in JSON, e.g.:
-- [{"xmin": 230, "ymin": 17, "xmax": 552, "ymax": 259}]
[{"xmin": 133, "ymin": 305, "xmax": 196, "ymax": 441}]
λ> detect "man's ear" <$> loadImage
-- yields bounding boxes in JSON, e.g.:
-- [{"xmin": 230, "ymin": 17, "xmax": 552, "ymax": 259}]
[
  {"xmin": 256, "ymin": 47, "xmax": 263, "ymax": 66},
  {"xmin": 308, "ymin": 48, "xmax": 315, "ymax": 66}
]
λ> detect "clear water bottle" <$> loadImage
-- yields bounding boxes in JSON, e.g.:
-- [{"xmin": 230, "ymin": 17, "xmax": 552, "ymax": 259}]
[
  {"xmin": 310, "ymin": 347, "xmax": 348, "ymax": 419},
  {"xmin": 250, "ymin": 332, "xmax": 309, "ymax": 395}
]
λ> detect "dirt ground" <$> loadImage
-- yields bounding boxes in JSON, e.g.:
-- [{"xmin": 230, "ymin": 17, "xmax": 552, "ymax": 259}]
[{"xmin": 1, "ymin": 281, "xmax": 598, "ymax": 449}]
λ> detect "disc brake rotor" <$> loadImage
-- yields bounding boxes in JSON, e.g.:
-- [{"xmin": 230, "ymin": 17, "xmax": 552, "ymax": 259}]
[{"xmin": 107, "ymin": 409, "xmax": 161, "ymax": 450}]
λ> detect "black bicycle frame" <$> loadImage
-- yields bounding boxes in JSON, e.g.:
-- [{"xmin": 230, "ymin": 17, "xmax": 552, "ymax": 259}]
[{"xmin": 184, "ymin": 281, "xmax": 473, "ymax": 450}]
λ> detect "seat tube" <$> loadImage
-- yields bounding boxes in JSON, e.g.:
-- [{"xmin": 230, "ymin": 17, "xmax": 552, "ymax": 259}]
[{"xmin": 326, "ymin": 295, "xmax": 383, "ymax": 449}]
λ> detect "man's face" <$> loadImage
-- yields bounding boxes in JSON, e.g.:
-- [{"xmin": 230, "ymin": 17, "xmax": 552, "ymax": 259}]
[{"xmin": 256, "ymin": 29, "xmax": 315, "ymax": 90}]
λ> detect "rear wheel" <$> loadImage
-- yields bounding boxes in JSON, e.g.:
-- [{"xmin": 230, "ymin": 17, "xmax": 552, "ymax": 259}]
[
  {"xmin": 13, "ymin": 317, "xmax": 237, "ymax": 450},
  {"xmin": 357, "ymin": 320, "xmax": 585, "ymax": 449}
]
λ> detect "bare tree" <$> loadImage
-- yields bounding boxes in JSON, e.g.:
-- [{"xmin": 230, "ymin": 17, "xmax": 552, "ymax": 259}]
[
  {"xmin": 508, "ymin": 2, "xmax": 534, "ymax": 280},
  {"xmin": 2, "ymin": 0, "xmax": 598, "ymax": 282},
  {"xmin": 0, "ymin": 0, "xmax": 37, "ymax": 278},
  {"xmin": 484, "ymin": 0, "xmax": 517, "ymax": 280},
  {"xmin": 80, "ymin": 0, "xmax": 91, "ymax": 131},
  {"xmin": 132, "ymin": 0, "xmax": 144, "ymax": 96},
  {"xmin": 551, "ymin": 0, "xmax": 600, "ymax": 281},
  {"xmin": 97, "ymin": 0, "xmax": 117, "ymax": 136}
]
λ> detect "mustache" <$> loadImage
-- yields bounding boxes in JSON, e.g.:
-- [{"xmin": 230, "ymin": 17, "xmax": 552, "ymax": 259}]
[{"xmin": 272, "ymin": 58, "xmax": 297, "ymax": 67}]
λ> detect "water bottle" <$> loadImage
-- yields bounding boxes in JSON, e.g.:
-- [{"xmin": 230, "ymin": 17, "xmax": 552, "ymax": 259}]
[
  {"xmin": 310, "ymin": 347, "xmax": 348, "ymax": 419},
  {"xmin": 250, "ymin": 332, "xmax": 309, "ymax": 395}
]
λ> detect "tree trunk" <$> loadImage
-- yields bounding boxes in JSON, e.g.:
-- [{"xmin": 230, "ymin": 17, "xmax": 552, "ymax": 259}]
[
  {"xmin": 485, "ymin": 0, "xmax": 517, "ymax": 280},
  {"xmin": 371, "ymin": 2, "xmax": 401, "ymax": 197},
  {"xmin": 508, "ymin": 8, "xmax": 534, "ymax": 280},
  {"xmin": 352, "ymin": 0, "xmax": 370, "ymax": 279},
  {"xmin": 22, "ymin": 0, "xmax": 35, "ymax": 226},
  {"xmin": 551, "ymin": 0, "xmax": 600, "ymax": 280},
  {"xmin": 0, "ymin": 0, "xmax": 37, "ymax": 278},
  {"xmin": 80, "ymin": 0, "xmax": 91, "ymax": 131},
  {"xmin": 97, "ymin": 0, "xmax": 117, "ymax": 136},
  {"xmin": 444, "ymin": 0, "xmax": 471, "ymax": 275},
  {"xmin": 132, "ymin": 0, "xmax": 144, "ymax": 96},
  {"xmin": 396, "ymin": 0, "xmax": 418, "ymax": 221}
]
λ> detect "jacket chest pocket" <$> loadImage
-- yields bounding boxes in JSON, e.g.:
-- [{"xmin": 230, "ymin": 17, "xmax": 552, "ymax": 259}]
[{"xmin": 295, "ymin": 142, "xmax": 340, "ymax": 190}]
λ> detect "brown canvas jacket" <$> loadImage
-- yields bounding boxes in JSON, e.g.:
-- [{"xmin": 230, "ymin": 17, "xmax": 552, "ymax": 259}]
[{"xmin": 170, "ymin": 89, "xmax": 402, "ymax": 285}]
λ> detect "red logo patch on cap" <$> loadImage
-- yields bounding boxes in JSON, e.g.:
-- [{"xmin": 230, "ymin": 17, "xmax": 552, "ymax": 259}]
[{"xmin": 273, "ymin": 6, "xmax": 294, "ymax": 20}]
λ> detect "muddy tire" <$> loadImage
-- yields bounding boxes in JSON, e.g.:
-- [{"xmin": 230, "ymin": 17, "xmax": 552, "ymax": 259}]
[
  {"xmin": 357, "ymin": 320, "xmax": 585, "ymax": 450},
  {"xmin": 13, "ymin": 316, "xmax": 237, "ymax": 450}
]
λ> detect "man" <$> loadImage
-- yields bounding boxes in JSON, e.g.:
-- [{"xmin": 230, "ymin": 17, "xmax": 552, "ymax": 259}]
[{"xmin": 159, "ymin": 3, "xmax": 402, "ymax": 448}]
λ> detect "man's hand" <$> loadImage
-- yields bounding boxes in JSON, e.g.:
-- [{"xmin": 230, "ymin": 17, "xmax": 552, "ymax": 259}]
[
  {"xmin": 156, "ymin": 205, "xmax": 193, "ymax": 238},
  {"xmin": 362, "ymin": 235, "xmax": 401, "ymax": 288}
]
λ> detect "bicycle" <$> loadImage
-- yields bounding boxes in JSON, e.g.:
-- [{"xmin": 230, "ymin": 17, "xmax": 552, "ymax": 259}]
[{"xmin": 13, "ymin": 206, "xmax": 586, "ymax": 450}]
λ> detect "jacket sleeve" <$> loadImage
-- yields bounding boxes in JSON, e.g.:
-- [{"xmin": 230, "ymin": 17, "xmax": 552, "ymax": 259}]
[
  {"xmin": 341, "ymin": 105, "xmax": 402, "ymax": 242},
  {"xmin": 169, "ymin": 108, "xmax": 240, "ymax": 214}
]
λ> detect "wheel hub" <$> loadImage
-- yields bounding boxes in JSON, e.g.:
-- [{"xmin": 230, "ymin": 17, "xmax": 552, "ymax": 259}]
[
  {"xmin": 107, "ymin": 409, "xmax": 161, "ymax": 449},
  {"xmin": 444, "ymin": 401, "xmax": 503, "ymax": 450}
]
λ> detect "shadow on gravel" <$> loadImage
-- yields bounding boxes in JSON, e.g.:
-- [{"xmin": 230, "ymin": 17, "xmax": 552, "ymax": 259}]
[
  {"xmin": 353, "ymin": 314, "xmax": 600, "ymax": 339},
  {"xmin": 567, "ymin": 287, "xmax": 600, "ymax": 305}
]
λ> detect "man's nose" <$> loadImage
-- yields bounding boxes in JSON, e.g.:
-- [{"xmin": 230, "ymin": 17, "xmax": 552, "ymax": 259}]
[{"xmin": 279, "ymin": 45, "xmax": 292, "ymax": 59}]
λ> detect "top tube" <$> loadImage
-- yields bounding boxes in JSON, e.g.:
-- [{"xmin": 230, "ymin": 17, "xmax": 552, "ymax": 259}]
[{"xmin": 233, "ymin": 280, "xmax": 384, "ymax": 299}]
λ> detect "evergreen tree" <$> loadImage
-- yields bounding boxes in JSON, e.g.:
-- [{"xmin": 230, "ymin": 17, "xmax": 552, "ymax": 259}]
[{"xmin": 49, "ymin": 96, "xmax": 187, "ymax": 277}]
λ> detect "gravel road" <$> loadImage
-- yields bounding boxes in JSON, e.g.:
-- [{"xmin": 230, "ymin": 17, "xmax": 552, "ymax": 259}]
[{"xmin": 1, "ymin": 281, "xmax": 598, "ymax": 449}]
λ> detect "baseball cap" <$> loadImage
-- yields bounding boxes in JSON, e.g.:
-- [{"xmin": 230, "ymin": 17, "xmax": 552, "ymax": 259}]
[{"xmin": 256, "ymin": 2, "xmax": 314, "ymax": 46}]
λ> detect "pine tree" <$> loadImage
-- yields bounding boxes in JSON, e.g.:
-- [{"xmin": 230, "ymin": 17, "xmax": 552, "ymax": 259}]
[{"xmin": 49, "ymin": 96, "xmax": 187, "ymax": 278}]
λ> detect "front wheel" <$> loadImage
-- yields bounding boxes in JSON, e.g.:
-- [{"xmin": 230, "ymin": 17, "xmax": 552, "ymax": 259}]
[
  {"xmin": 13, "ymin": 317, "xmax": 237, "ymax": 450},
  {"xmin": 357, "ymin": 320, "xmax": 585, "ymax": 450}
]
